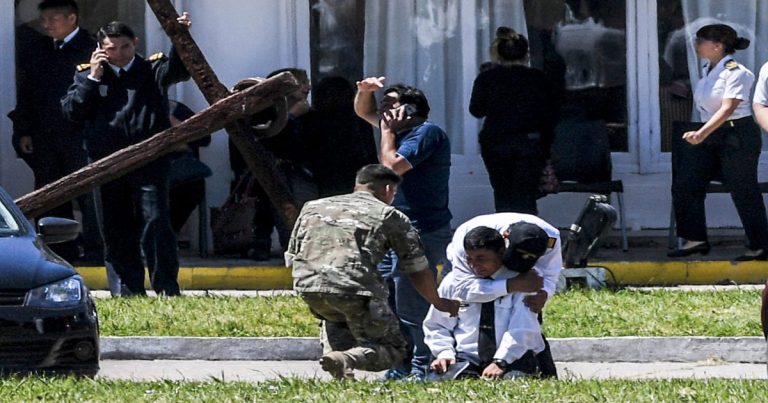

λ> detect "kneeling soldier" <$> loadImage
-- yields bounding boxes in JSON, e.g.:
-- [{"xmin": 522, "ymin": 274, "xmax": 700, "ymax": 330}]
[{"xmin": 286, "ymin": 164, "xmax": 459, "ymax": 379}]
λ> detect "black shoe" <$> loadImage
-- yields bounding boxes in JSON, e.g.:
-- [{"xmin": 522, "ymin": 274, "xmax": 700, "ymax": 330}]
[
  {"xmin": 733, "ymin": 249, "xmax": 768, "ymax": 261},
  {"xmin": 667, "ymin": 242, "xmax": 710, "ymax": 258}
]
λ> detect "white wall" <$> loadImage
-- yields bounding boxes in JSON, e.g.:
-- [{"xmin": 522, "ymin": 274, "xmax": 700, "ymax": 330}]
[
  {"xmin": 0, "ymin": 0, "xmax": 35, "ymax": 198},
  {"xmin": 151, "ymin": 0, "xmax": 311, "ymax": 211}
]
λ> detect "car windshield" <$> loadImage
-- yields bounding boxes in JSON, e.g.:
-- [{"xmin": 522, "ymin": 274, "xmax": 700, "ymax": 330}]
[{"xmin": 0, "ymin": 198, "xmax": 21, "ymax": 235}]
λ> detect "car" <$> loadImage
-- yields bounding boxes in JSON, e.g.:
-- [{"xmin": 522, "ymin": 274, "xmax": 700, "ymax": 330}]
[{"xmin": 0, "ymin": 187, "xmax": 99, "ymax": 376}]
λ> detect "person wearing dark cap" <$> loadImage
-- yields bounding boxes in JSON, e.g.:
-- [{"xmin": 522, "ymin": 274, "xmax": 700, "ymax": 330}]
[
  {"xmin": 423, "ymin": 226, "xmax": 548, "ymax": 380},
  {"xmin": 670, "ymin": 23, "xmax": 768, "ymax": 261},
  {"xmin": 443, "ymin": 213, "xmax": 563, "ymax": 378}
]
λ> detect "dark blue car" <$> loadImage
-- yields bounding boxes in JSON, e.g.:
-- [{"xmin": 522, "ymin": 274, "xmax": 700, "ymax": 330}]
[{"xmin": 0, "ymin": 187, "xmax": 99, "ymax": 376}]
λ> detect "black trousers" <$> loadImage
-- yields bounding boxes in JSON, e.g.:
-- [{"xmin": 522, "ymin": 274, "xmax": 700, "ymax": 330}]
[
  {"xmin": 98, "ymin": 160, "xmax": 179, "ymax": 295},
  {"xmin": 480, "ymin": 135, "xmax": 544, "ymax": 215},
  {"xmin": 671, "ymin": 119, "xmax": 768, "ymax": 250},
  {"xmin": 169, "ymin": 179, "xmax": 205, "ymax": 234},
  {"xmin": 537, "ymin": 312, "xmax": 558, "ymax": 378}
]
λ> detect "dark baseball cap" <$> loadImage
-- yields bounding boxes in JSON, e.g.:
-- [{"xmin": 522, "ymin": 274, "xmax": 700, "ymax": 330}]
[{"xmin": 502, "ymin": 222, "xmax": 549, "ymax": 273}]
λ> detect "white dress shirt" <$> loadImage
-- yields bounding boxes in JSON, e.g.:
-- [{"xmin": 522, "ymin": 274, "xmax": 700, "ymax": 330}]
[
  {"xmin": 753, "ymin": 62, "xmax": 768, "ymax": 106},
  {"xmin": 54, "ymin": 26, "xmax": 80, "ymax": 48},
  {"xmin": 424, "ymin": 271, "xmax": 545, "ymax": 364},
  {"xmin": 445, "ymin": 213, "xmax": 563, "ymax": 301},
  {"xmin": 693, "ymin": 57, "xmax": 754, "ymax": 121}
]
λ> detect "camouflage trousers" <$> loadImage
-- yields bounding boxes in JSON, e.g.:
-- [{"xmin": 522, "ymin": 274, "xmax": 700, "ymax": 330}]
[{"xmin": 300, "ymin": 292, "xmax": 408, "ymax": 372}]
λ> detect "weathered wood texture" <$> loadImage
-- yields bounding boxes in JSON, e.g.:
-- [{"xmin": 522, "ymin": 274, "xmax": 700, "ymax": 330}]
[
  {"xmin": 16, "ymin": 76, "xmax": 296, "ymax": 218},
  {"xmin": 146, "ymin": 0, "xmax": 300, "ymax": 229}
]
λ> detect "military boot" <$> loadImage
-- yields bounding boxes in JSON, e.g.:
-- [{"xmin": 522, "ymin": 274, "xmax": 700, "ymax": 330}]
[{"xmin": 320, "ymin": 351, "xmax": 356, "ymax": 380}]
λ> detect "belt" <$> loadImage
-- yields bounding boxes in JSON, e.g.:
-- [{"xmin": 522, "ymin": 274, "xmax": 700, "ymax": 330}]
[{"xmin": 724, "ymin": 117, "xmax": 754, "ymax": 128}]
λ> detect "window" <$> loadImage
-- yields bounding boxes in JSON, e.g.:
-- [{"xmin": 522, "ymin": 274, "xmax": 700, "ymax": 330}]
[
  {"xmin": 309, "ymin": 0, "xmax": 365, "ymax": 91},
  {"xmin": 525, "ymin": 0, "xmax": 628, "ymax": 152}
]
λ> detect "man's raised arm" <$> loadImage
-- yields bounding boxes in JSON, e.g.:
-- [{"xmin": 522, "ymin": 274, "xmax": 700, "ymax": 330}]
[{"xmin": 354, "ymin": 76, "xmax": 385, "ymax": 126}]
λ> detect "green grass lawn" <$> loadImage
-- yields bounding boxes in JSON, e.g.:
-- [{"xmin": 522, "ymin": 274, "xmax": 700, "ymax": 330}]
[
  {"xmin": 2, "ymin": 377, "xmax": 767, "ymax": 402},
  {"xmin": 96, "ymin": 289, "xmax": 763, "ymax": 337}
]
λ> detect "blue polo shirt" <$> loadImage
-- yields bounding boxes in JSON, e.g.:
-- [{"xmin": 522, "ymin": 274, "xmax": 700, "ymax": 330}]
[{"xmin": 394, "ymin": 121, "xmax": 452, "ymax": 232}]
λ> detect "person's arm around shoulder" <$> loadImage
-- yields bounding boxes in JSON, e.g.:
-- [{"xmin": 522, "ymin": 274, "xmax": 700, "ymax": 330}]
[
  {"xmin": 354, "ymin": 76, "xmax": 385, "ymax": 127},
  {"xmin": 523, "ymin": 235, "xmax": 564, "ymax": 313},
  {"xmin": 753, "ymin": 63, "xmax": 768, "ymax": 132},
  {"xmin": 446, "ymin": 233, "xmax": 544, "ymax": 304}
]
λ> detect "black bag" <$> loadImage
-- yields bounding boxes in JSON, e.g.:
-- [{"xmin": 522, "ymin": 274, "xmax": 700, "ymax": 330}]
[
  {"xmin": 210, "ymin": 174, "xmax": 258, "ymax": 255},
  {"xmin": 562, "ymin": 194, "xmax": 617, "ymax": 268}
]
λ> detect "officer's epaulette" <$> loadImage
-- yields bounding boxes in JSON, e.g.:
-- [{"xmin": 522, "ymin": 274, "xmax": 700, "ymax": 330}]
[
  {"xmin": 725, "ymin": 60, "xmax": 739, "ymax": 70},
  {"xmin": 76, "ymin": 63, "xmax": 90, "ymax": 72},
  {"xmin": 547, "ymin": 237, "xmax": 557, "ymax": 249},
  {"xmin": 148, "ymin": 52, "xmax": 167, "ymax": 63}
]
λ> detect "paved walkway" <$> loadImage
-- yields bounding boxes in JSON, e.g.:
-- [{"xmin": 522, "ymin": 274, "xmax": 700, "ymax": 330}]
[{"xmin": 96, "ymin": 360, "xmax": 767, "ymax": 381}]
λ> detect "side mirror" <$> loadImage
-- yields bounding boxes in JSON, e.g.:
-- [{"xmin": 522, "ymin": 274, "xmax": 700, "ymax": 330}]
[{"xmin": 37, "ymin": 217, "xmax": 81, "ymax": 244}]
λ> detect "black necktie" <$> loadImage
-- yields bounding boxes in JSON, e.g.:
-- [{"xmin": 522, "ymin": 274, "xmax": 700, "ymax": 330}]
[
  {"xmin": 118, "ymin": 68, "xmax": 126, "ymax": 77},
  {"xmin": 54, "ymin": 39, "xmax": 64, "ymax": 50},
  {"xmin": 477, "ymin": 298, "xmax": 497, "ymax": 366}
]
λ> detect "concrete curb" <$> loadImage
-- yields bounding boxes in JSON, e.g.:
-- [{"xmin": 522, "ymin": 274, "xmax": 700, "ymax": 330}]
[
  {"xmin": 101, "ymin": 336, "xmax": 767, "ymax": 363},
  {"xmin": 101, "ymin": 337, "xmax": 320, "ymax": 361},
  {"xmin": 550, "ymin": 337, "xmax": 766, "ymax": 363},
  {"xmin": 77, "ymin": 261, "xmax": 768, "ymax": 290}
]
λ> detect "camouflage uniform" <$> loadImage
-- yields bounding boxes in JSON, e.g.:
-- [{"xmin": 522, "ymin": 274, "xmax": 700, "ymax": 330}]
[{"xmin": 286, "ymin": 191, "xmax": 428, "ymax": 372}]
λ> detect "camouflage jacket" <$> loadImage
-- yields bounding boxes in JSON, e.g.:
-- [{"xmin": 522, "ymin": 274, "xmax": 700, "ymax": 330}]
[{"xmin": 286, "ymin": 191, "xmax": 428, "ymax": 298}]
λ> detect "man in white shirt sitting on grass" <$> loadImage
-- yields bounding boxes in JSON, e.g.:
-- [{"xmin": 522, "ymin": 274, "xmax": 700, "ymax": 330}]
[{"xmin": 424, "ymin": 223, "xmax": 553, "ymax": 380}]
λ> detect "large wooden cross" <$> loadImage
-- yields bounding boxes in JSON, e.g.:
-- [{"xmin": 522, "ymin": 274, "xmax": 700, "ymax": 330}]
[{"xmin": 16, "ymin": 0, "xmax": 300, "ymax": 232}]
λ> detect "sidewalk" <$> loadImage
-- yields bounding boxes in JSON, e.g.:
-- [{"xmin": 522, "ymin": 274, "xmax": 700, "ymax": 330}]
[
  {"xmin": 96, "ymin": 334, "xmax": 768, "ymax": 380},
  {"xmin": 74, "ymin": 233, "xmax": 768, "ymax": 290},
  {"xmin": 99, "ymin": 335, "xmax": 767, "ymax": 363},
  {"xmin": 96, "ymin": 360, "xmax": 767, "ymax": 381}
]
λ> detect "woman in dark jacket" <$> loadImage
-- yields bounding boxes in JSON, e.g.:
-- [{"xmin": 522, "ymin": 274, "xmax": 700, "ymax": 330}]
[{"xmin": 469, "ymin": 27, "xmax": 560, "ymax": 214}]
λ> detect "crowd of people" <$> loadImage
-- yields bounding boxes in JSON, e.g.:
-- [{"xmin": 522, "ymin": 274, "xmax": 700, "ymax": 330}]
[{"xmin": 10, "ymin": 0, "xmax": 768, "ymax": 381}]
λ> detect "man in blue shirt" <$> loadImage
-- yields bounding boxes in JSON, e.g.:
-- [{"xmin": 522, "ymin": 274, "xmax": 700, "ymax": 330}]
[{"xmin": 355, "ymin": 77, "xmax": 453, "ymax": 380}]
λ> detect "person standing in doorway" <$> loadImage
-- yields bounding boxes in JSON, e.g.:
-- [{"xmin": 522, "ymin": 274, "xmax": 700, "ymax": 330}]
[{"xmin": 12, "ymin": 0, "xmax": 102, "ymax": 263}]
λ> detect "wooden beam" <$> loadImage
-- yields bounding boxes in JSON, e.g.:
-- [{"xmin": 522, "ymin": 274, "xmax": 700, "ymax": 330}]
[
  {"xmin": 146, "ymin": 0, "xmax": 300, "ymax": 229},
  {"xmin": 16, "ymin": 75, "xmax": 296, "ymax": 218}
]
